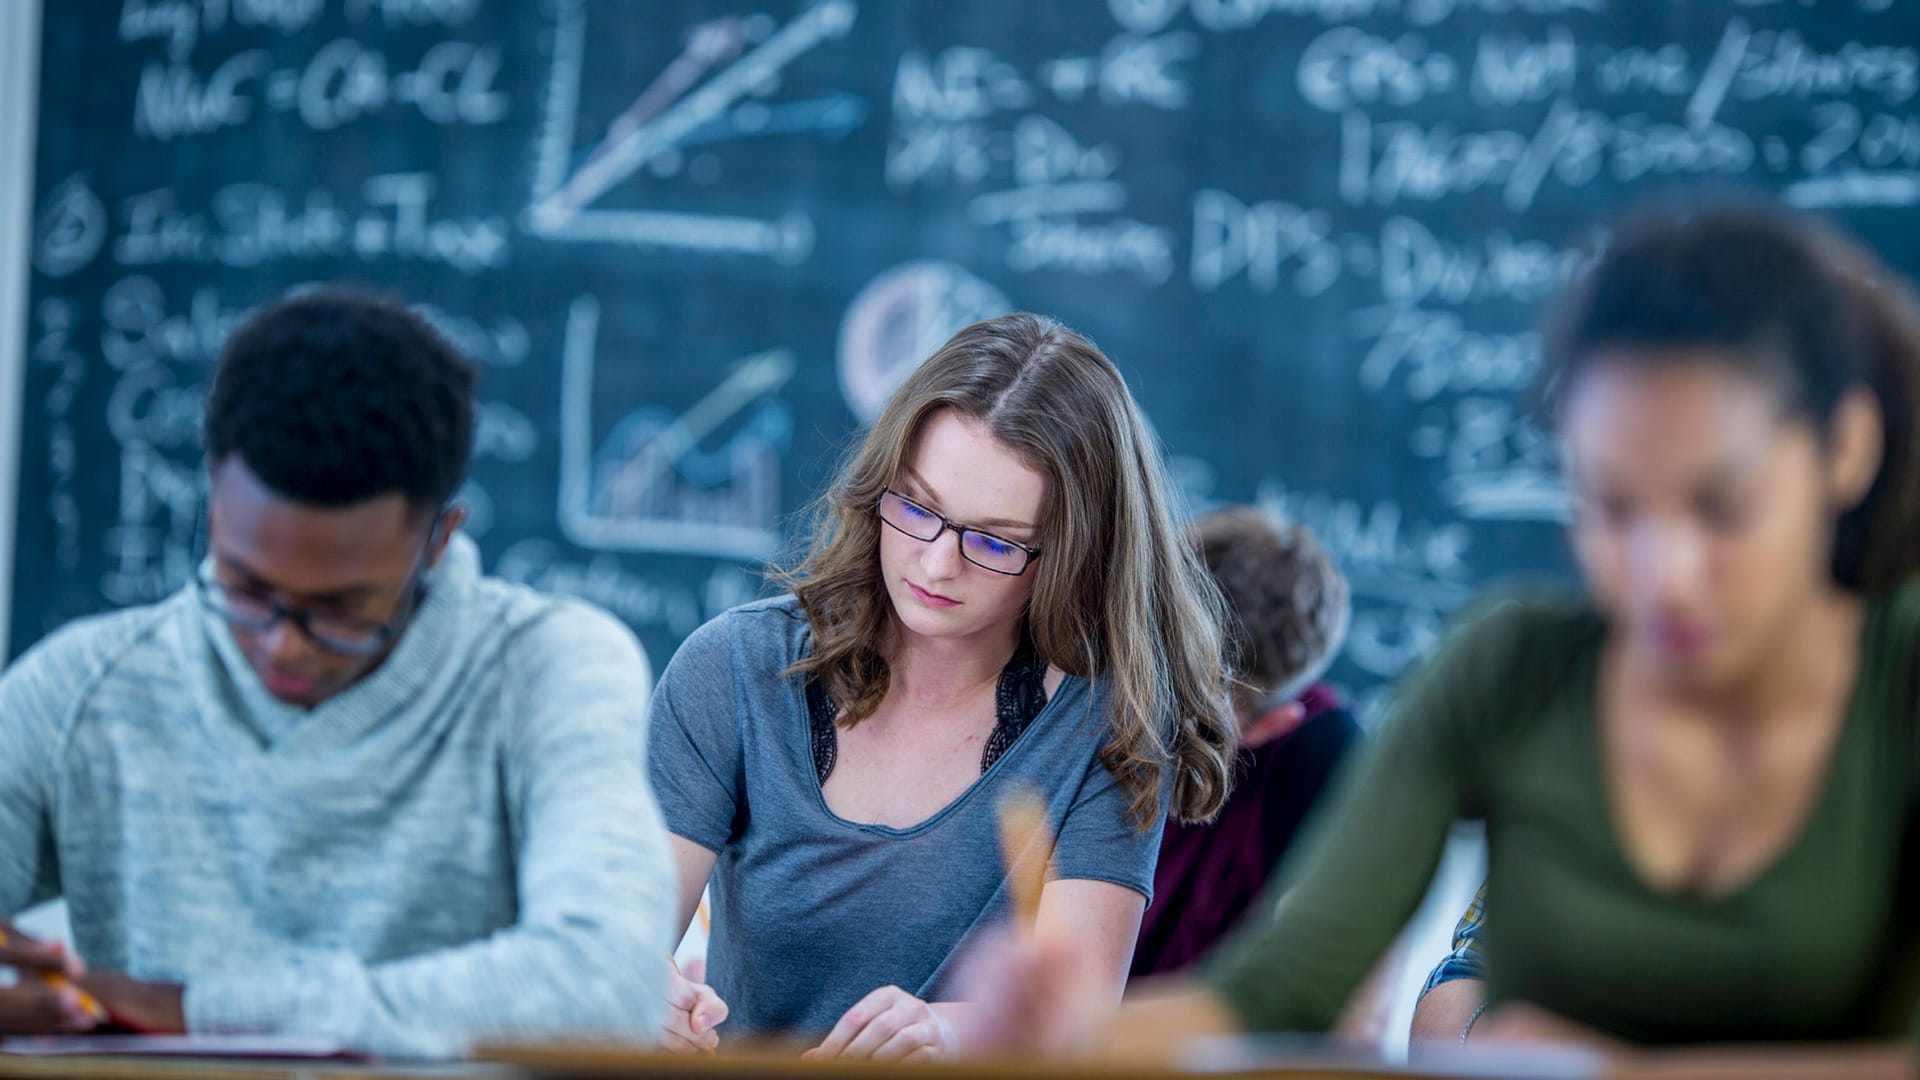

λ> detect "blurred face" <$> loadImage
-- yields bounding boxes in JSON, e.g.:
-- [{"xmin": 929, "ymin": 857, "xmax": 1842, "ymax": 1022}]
[
  {"xmin": 206, "ymin": 456, "xmax": 454, "ymax": 709},
  {"xmin": 879, "ymin": 409, "xmax": 1047, "ymax": 649},
  {"xmin": 1564, "ymin": 351, "xmax": 1868, "ymax": 693}
]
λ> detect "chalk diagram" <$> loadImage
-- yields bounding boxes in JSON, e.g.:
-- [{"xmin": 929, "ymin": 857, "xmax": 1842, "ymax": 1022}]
[
  {"xmin": 34, "ymin": 173, "xmax": 108, "ymax": 278},
  {"xmin": 559, "ymin": 297, "xmax": 796, "ymax": 561},
  {"xmin": 528, "ymin": 0, "xmax": 863, "ymax": 264},
  {"xmin": 837, "ymin": 261, "xmax": 1013, "ymax": 423}
]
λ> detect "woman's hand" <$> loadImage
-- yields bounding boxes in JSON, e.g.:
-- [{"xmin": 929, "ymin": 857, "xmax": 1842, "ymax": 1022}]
[
  {"xmin": 661, "ymin": 961, "xmax": 728, "ymax": 1054},
  {"xmin": 804, "ymin": 986, "xmax": 959, "ymax": 1063}
]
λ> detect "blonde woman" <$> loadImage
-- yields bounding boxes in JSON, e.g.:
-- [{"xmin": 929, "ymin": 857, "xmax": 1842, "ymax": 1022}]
[{"xmin": 647, "ymin": 313, "xmax": 1236, "ymax": 1059}]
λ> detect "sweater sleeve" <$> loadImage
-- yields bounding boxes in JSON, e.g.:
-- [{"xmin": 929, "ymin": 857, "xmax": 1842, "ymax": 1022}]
[
  {"xmin": 0, "ymin": 631, "xmax": 77, "ymax": 917},
  {"xmin": 1196, "ymin": 598, "xmax": 1557, "ymax": 1034},
  {"xmin": 184, "ymin": 601, "xmax": 677, "ymax": 1059}
]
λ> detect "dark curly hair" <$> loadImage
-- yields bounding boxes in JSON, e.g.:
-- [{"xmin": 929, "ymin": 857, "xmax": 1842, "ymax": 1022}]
[
  {"xmin": 1538, "ymin": 199, "xmax": 1920, "ymax": 591},
  {"xmin": 1191, "ymin": 507, "xmax": 1350, "ymax": 714},
  {"xmin": 205, "ymin": 286, "xmax": 475, "ymax": 518}
]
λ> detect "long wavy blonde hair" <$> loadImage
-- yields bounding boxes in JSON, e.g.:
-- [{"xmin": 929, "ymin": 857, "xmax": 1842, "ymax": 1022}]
[{"xmin": 778, "ymin": 313, "xmax": 1236, "ymax": 827}]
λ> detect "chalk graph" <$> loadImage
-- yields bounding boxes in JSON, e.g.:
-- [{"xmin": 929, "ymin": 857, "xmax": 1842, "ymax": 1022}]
[
  {"xmin": 528, "ymin": 0, "xmax": 863, "ymax": 264},
  {"xmin": 559, "ymin": 297, "xmax": 796, "ymax": 561},
  {"xmin": 837, "ymin": 261, "xmax": 1013, "ymax": 423}
]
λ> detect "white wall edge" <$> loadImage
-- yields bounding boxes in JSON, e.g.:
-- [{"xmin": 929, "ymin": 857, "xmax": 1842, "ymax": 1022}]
[{"xmin": 0, "ymin": 0, "xmax": 45, "ymax": 661}]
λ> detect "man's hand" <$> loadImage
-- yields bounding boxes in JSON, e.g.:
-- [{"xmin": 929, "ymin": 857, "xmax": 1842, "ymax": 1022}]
[
  {"xmin": 74, "ymin": 971, "xmax": 186, "ymax": 1035},
  {"xmin": 0, "ymin": 921, "xmax": 99, "ymax": 1035}
]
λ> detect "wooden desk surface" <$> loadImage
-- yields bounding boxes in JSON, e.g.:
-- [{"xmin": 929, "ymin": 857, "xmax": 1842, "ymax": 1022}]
[
  {"xmin": 0, "ymin": 1058, "xmax": 1401, "ymax": 1080},
  {"xmin": 479, "ymin": 1043, "xmax": 1440, "ymax": 1080},
  {"xmin": 10, "ymin": 1040, "xmax": 1907, "ymax": 1080},
  {"xmin": 0, "ymin": 1045, "xmax": 1468, "ymax": 1080},
  {"xmin": 0, "ymin": 1056, "xmax": 505, "ymax": 1080}
]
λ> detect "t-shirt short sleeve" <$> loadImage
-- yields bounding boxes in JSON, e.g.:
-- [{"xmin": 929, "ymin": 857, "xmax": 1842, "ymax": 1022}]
[
  {"xmin": 647, "ymin": 612, "xmax": 750, "ymax": 853},
  {"xmin": 1050, "ymin": 702, "xmax": 1172, "ymax": 904}
]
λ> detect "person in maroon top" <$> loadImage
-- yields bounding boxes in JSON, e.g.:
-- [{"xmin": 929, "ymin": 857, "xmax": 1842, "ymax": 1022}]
[{"xmin": 1131, "ymin": 507, "xmax": 1361, "ymax": 978}]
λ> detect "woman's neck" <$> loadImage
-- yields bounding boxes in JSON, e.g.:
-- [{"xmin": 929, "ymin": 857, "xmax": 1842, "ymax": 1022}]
[
  {"xmin": 1742, "ymin": 583, "xmax": 1863, "ymax": 718},
  {"xmin": 883, "ymin": 617, "xmax": 1022, "ymax": 711},
  {"xmin": 1656, "ymin": 583, "xmax": 1864, "ymax": 722}
]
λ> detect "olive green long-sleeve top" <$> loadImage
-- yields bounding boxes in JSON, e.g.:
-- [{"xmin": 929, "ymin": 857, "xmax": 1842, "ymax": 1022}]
[{"xmin": 1201, "ymin": 585, "xmax": 1920, "ymax": 1044}]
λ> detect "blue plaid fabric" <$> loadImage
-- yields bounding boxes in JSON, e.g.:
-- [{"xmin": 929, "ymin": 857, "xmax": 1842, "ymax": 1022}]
[{"xmin": 1420, "ymin": 884, "xmax": 1487, "ymax": 995}]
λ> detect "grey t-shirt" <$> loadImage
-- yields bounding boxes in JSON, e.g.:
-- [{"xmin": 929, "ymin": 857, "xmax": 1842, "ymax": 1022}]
[{"xmin": 649, "ymin": 596, "xmax": 1166, "ymax": 1036}]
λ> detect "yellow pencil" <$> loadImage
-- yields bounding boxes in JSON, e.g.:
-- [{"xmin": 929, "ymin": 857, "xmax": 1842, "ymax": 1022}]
[
  {"xmin": 996, "ymin": 786, "xmax": 1053, "ymax": 935},
  {"xmin": 0, "ymin": 928, "xmax": 109, "ymax": 1023}
]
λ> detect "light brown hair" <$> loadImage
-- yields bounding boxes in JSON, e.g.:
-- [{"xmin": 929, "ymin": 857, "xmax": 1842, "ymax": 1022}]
[
  {"xmin": 777, "ymin": 313, "xmax": 1237, "ymax": 826},
  {"xmin": 1191, "ymin": 507, "xmax": 1350, "ymax": 714}
]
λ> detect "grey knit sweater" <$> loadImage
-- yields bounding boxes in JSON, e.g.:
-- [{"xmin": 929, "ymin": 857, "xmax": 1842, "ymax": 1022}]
[{"xmin": 0, "ymin": 536, "xmax": 674, "ymax": 1058}]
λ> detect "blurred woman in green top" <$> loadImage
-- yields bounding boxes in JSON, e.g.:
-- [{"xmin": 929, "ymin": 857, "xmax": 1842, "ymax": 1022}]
[{"xmin": 962, "ymin": 200, "xmax": 1920, "ymax": 1078}]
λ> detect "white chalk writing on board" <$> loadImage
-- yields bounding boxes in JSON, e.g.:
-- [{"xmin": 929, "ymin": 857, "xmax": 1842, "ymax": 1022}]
[{"xmin": 20, "ymin": 0, "xmax": 1920, "ymax": 700}]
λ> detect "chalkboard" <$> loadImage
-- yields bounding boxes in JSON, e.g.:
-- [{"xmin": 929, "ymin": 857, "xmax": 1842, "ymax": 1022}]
[{"xmin": 18, "ymin": 0, "xmax": 1920, "ymax": 713}]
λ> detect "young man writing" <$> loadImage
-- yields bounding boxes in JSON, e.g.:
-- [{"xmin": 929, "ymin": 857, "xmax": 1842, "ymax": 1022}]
[{"xmin": 0, "ymin": 288, "xmax": 675, "ymax": 1058}]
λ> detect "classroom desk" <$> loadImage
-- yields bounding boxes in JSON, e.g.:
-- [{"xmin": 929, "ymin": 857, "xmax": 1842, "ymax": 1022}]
[
  {"xmin": 476, "ymin": 1042, "xmax": 1914, "ymax": 1080},
  {"xmin": 0, "ymin": 1045, "xmax": 1525, "ymax": 1080},
  {"xmin": 0, "ymin": 1059, "xmax": 1423, "ymax": 1080},
  {"xmin": 5, "ymin": 1043, "xmax": 1903, "ymax": 1080},
  {"xmin": 0, "ymin": 1057, "xmax": 506, "ymax": 1080},
  {"xmin": 477, "ymin": 1044, "xmax": 1560, "ymax": 1080}
]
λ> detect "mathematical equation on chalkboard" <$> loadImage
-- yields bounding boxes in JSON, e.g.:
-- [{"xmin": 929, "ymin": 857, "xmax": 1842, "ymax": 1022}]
[{"xmin": 20, "ymin": 0, "xmax": 1920, "ymax": 706}]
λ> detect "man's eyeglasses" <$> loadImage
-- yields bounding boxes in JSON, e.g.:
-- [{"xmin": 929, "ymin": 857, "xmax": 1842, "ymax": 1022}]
[
  {"xmin": 196, "ymin": 519, "xmax": 444, "ymax": 658},
  {"xmin": 876, "ymin": 490, "xmax": 1041, "ymax": 576}
]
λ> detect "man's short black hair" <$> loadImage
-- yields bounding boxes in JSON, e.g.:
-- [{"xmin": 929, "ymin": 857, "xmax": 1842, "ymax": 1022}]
[{"xmin": 206, "ymin": 286, "xmax": 476, "ymax": 517}]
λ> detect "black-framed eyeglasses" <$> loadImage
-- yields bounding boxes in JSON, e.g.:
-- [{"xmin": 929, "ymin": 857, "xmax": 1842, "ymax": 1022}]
[
  {"xmin": 196, "ymin": 518, "xmax": 445, "ymax": 658},
  {"xmin": 877, "ymin": 490, "xmax": 1042, "ymax": 576}
]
